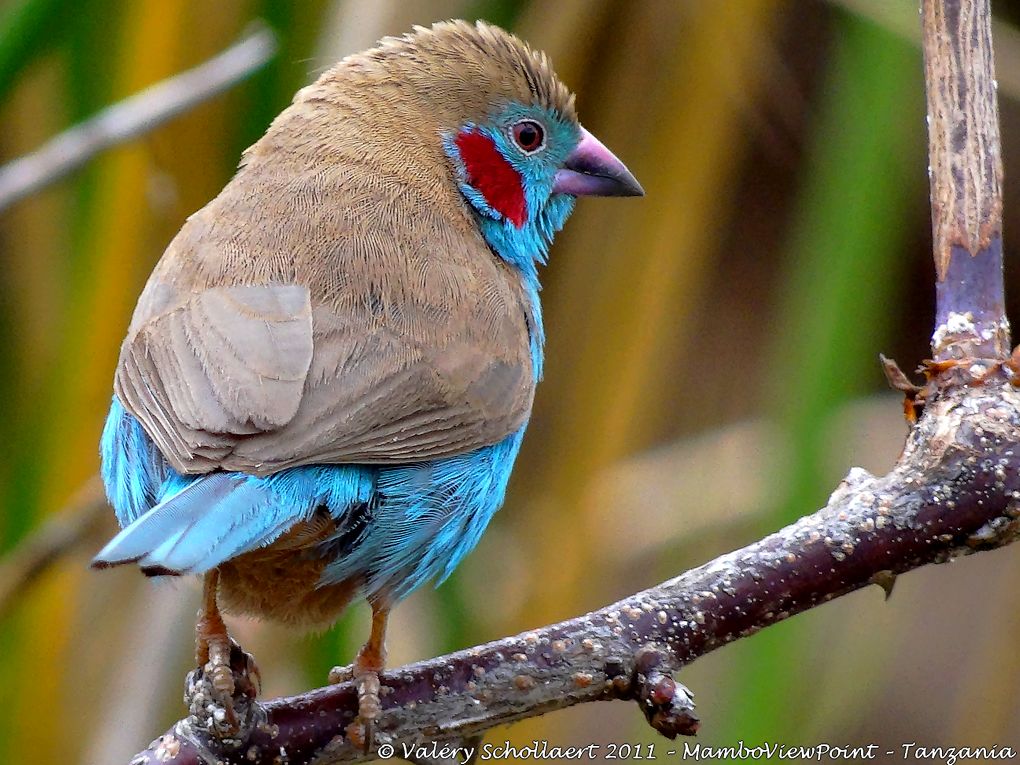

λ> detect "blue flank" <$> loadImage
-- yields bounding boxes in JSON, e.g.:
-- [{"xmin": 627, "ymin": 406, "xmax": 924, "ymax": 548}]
[
  {"xmin": 99, "ymin": 400, "xmax": 525, "ymax": 601},
  {"xmin": 97, "ymin": 99, "xmax": 580, "ymax": 608},
  {"xmin": 101, "ymin": 396, "xmax": 172, "ymax": 526}
]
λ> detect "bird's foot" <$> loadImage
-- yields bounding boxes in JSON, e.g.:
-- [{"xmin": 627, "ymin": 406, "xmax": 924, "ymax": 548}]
[
  {"xmin": 344, "ymin": 660, "xmax": 383, "ymax": 751},
  {"xmin": 204, "ymin": 629, "xmax": 236, "ymax": 701},
  {"xmin": 186, "ymin": 637, "xmax": 262, "ymax": 741},
  {"xmin": 340, "ymin": 602, "xmax": 390, "ymax": 752},
  {"xmin": 189, "ymin": 569, "xmax": 263, "ymax": 739},
  {"xmin": 331, "ymin": 662, "xmax": 383, "ymax": 751}
]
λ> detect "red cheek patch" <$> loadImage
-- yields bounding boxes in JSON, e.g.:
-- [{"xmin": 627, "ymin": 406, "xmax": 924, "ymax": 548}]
[{"xmin": 454, "ymin": 129, "xmax": 527, "ymax": 228}]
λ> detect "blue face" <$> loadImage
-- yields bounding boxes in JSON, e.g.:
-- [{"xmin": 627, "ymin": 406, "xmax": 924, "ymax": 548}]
[
  {"xmin": 486, "ymin": 102, "xmax": 581, "ymax": 213},
  {"xmin": 445, "ymin": 102, "xmax": 581, "ymax": 285}
]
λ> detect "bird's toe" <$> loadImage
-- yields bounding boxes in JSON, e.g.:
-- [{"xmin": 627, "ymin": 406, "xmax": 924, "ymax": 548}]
[
  {"xmin": 328, "ymin": 663, "xmax": 354, "ymax": 684},
  {"xmin": 347, "ymin": 666, "xmax": 383, "ymax": 753}
]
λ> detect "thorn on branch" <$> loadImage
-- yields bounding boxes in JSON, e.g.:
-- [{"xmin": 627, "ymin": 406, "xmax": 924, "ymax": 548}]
[
  {"xmin": 868, "ymin": 569, "xmax": 898, "ymax": 600},
  {"xmin": 879, "ymin": 354, "xmax": 924, "ymax": 422}
]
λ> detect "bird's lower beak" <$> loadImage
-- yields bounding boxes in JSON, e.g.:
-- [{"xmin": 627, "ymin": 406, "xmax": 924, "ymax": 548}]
[{"xmin": 553, "ymin": 126, "xmax": 644, "ymax": 197}]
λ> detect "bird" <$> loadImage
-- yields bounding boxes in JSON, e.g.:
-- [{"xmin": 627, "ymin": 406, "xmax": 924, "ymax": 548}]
[{"xmin": 92, "ymin": 19, "xmax": 642, "ymax": 745}]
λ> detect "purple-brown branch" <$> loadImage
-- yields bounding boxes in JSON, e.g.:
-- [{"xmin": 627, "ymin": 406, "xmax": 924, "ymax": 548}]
[
  {"xmin": 923, "ymin": 0, "xmax": 1008, "ymax": 361},
  {"xmin": 126, "ymin": 0, "xmax": 1018, "ymax": 762}
]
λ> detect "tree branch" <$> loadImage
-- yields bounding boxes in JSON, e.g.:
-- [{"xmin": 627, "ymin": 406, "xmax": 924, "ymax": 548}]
[
  {"xmin": 0, "ymin": 25, "xmax": 276, "ymax": 213},
  {"xmin": 0, "ymin": 477, "xmax": 107, "ymax": 621},
  {"xmin": 123, "ymin": 1, "xmax": 1018, "ymax": 762},
  {"xmin": 923, "ymin": 0, "xmax": 1007, "ymax": 361}
]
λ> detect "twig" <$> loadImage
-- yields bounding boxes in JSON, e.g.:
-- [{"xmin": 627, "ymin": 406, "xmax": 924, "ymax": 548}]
[
  {"xmin": 0, "ymin": 25, "xmax": 277, "ymax": 213},
  {"xmin": 0, "ymin": 476, "xmax": 108, "ymax": 620},
  {"xmin": 922, "ymin": 0, "xmax": 1008, "ymax": 362},
  {"xmin": 129, "ymin": 377, "xmax": 1020, "ymax": 765}
]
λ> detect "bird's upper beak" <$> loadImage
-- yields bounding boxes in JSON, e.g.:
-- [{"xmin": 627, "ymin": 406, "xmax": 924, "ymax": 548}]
[{"xmin": 553, "ymin": 126, "xmax": 644, "ymax": 197}]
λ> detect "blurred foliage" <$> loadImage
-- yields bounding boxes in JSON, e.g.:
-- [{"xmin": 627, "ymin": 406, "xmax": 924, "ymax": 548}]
[{"xmin": 1, "ymin": 1, "xmax": 1020, "ymax": 763}]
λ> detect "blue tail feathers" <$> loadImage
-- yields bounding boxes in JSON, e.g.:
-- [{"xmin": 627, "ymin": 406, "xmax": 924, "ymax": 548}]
[
  {"xmin": 94, "ymin": 464, "xmax": 379, "ymax": 577},
  {"xmin": 93, "ymin": 473, "xmax": 292, "ymax": 574},
  {"xmin": 96, "ymin": 397, "xmax": 377, "ymax": 575}
]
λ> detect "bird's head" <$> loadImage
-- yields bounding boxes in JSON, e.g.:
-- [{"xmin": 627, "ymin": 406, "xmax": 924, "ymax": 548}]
[
  {"xmin": 437, "ymin": 21, "xmax": 643, "ymax": 276},
  {"xmin": 308, "ymin": 20, "xmax": 642, "ymax": 281}
]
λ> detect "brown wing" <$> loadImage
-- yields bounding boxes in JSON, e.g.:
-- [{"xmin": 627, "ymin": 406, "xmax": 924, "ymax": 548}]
[
  {"xmin": 218, "ymin": 291, "xmax": 533, "ymax": 473},
  {"xmin": 116, "ymin": 283, "xmax": 314, "ymax": 472},
  {"xmin": 114, "ymin": 114, "xmax": 535, "ymax": 476},
  {"xmin": 116, "ymin": 278, "xmax": 533, "ymax": 477}
]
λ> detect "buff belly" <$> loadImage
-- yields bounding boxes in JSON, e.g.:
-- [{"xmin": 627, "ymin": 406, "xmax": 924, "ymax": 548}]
[{"xmin": 216, "ymin": 515, "xmax": 361, "ymax": 628}]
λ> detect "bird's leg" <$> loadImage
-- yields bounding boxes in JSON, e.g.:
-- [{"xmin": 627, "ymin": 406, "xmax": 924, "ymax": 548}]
[
  {"xmin": 195, "ymin": 569, "xmax": 235, "ymax": 704},
  {"xmin": 346, "ymin": 601, "xmax": 390, "ymax": 751},
  {"xmin": 187, "ymin": 569, "xmax": 261, "ymax": 738}
]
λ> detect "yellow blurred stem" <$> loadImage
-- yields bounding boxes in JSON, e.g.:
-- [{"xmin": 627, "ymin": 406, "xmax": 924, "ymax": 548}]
[
  {"xmin": 0, "ymin": 60, "xmax": 67, "ymax": 404},
  {"xmin": 10, "ymin": 2, "xmax": 189, "ymax": 761},
  {"xmin": 525, "ymin": 0, "xmax": 780, "ymax": 624}
]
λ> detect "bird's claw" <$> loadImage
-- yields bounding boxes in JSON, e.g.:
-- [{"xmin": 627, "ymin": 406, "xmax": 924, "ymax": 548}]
[
  {"xmin": 207, "ymin": 633, "xmax": 236, "ymax": 698},
  {"xmin": 330, "ymin": 660, "xmax": 382, "ymax": 752},
  {"xmin": 329, "ymin": 662, "xmax": 374, "ymax": 750},
  {"xmin": 186, "ymin": 638, "xmax": 261, "ymax": 740}
]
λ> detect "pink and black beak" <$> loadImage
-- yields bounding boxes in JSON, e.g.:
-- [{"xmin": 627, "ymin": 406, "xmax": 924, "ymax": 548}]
[{"xmin": 553, "ymin": 126, "xmax": 644, "ymax": 197}]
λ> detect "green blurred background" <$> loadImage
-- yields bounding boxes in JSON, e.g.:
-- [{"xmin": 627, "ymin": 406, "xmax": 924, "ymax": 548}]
[{"xmin": 2, "ymin": 0, "xmax": 1020, "ymax": 762}]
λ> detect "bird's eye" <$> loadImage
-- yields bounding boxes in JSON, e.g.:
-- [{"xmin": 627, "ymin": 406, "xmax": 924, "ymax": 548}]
[{"xmin": 510, "ymin": 120, "xmax": 546, "ymax": 154}]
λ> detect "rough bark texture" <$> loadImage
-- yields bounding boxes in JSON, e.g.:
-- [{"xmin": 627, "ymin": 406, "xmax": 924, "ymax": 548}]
[{"xmin": 923, "ymin": 0, "xmax": 1008, "ymax": 360}]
